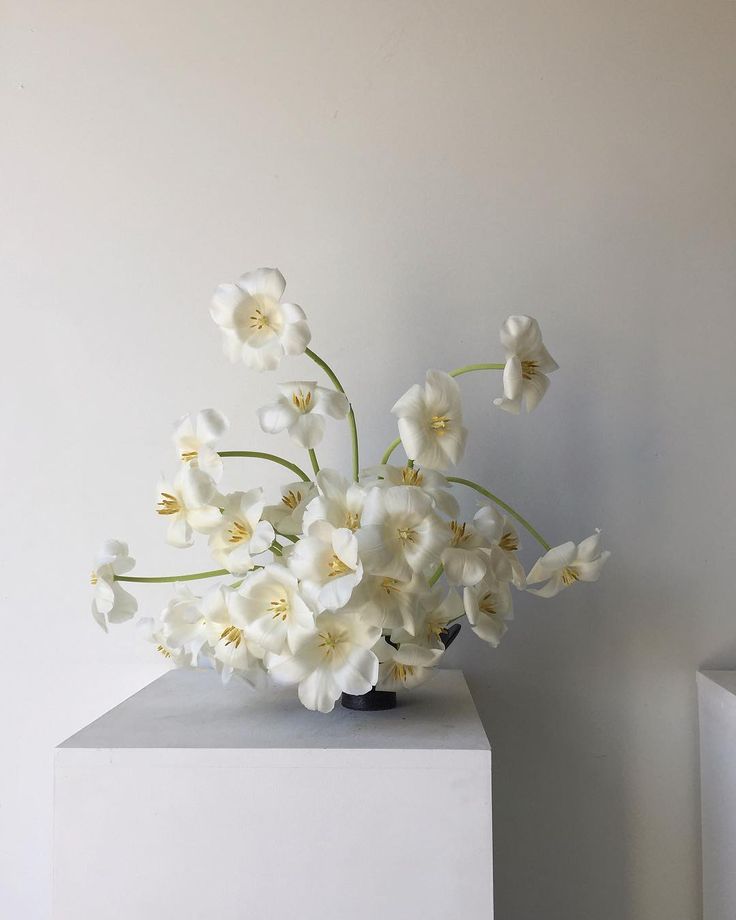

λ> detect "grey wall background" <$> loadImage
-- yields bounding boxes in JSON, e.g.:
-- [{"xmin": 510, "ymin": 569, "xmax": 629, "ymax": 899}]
[{"xmin": 2, "ymin": 2, "xmax": 735, "ymax": 917}]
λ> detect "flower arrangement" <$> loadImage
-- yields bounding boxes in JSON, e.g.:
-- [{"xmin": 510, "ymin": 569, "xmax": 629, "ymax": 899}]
[{"xmin": 91, "ymin": 268, "xmax": 609, "ymax": 713}]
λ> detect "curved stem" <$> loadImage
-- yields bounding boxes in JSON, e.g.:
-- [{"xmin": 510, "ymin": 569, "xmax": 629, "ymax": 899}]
[
  {"xmin": 275, "ymin": 530, "xmax": 299, "ymax": 544},
  {"xmin": 381, "ymin": 436, "xmax": 402, "ymax": 465},
  {"xmin": 218, "ymin": 451, "xmax": 310, "ymax": 482},
  {"xmin": 308, "ymin": 448, "xmax": 320, "ymax": 476},
  {"xmin": 449, "ymin": 362, "xmax": 505, "ymax": 377},
  {"xmin": 115, "ymin": 568, "xmax": 227, "ymax": 584},
  {"xmin": 447, "ymin": 476, "xmax": 551, "ymax": 550},
  {"xmin": 429, "ymin": 564, "xmax": 444, "ymax": 586},
  {"xmin": 270, "ymin": 541, "xmax": 284, "ymax": 557},
  {"xmin": 305, "ymin": 348, "xmax": 359, "ymax": 482}
]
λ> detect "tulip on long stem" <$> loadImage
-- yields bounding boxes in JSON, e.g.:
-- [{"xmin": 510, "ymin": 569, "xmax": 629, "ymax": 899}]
[
  {"xmin": 218, "ymin": 450, "xmax": 311, "ymax": 482},
  {"xmin": 305, "ymin": 348, "xmax": 360, "ymax": 482},
  {"xmin": 447, "ymin": 477, "xmax": 550, "ymax": 551}
]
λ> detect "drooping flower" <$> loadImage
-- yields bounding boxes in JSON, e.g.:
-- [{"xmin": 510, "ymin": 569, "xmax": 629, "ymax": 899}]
[
  {"xmin": 262, "ymin": 480, "xmax": 317, "ymax": 536},
  {"xmin": 287, "ymin": 521, "xmax": 363, "ymax": 611},
  {"xmin": 391, "ymin": 370, "xmax": 467, "ymax": 470},
  {"xmin": 441, "ymin": 504, "xmax": 502, "ymax": 587},
  {"xmin": 173, "ymin": 409, "xmax": 229, "ymax": 482},
  {"xmin": 464, "ymin": 573, "xmax": 513, "ymax": 646},
  {"xmin": 302, "ymin": 468, "xmax": 366, "ymax": 532},
  {"xmin": 389, "ymin": 586, "xmax": 463, "ymax": 654},
  {"xmin": 357, "ymin": 485, "xmax": 447, "ymax": 581},
  {"xmin": 201, "ymin": 586, "xmax": 267, "ymax": 686},
  {"xmin": 483, "ymin": 510, "xmax": 527, "ymax": 588},
  {"xmin": 268, "ymin": 612, "xmax": 381, "ymax": 713},
  {"xmin": 160, "ymin": 586, "xmax": 210, "ymax": 660},
  {"xmin": 374, "ymin": 637, "xmax": 443, "ymax": 692},
  {"xmin": 208, "ymin": 489, "xmax": 275, "ymax": 575},
  {"xmin": 137, "ymin": 616, "xmax": 196, "ymax": 668},
  {"xmin": 345, "ymin": 572, "xmax": 428, "ymax": 634},
  {"xmin": 257, "ymin": 382, "xmax": 349, "ymax": 449},
  {"xmin": 527, "ymin": 531, "xmax": 610, "ymax": 598},
  {"xmin": 493, "ymin": 315, "xmax": 558, "ymax": 414},
  {"xmin": 90, "ymin": 540, "xmax": 138, "ymax": 632},
  {"xmin": 236, "ymin": 564, "xmax": 316, "ymax": 654},
  {"xmin": 361, "ymin": 463, "xmax": 459, "ymax": 518},
  {"xmin": 156, "ymin": 466, "xmax": 222, "ymax": 548},
  {"xmin": 210, "ymin": 268, "xmax": 311, "ymax": 371}
]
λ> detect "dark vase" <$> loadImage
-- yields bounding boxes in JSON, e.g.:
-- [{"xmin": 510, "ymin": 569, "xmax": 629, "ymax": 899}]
[{"xmin": 340, "ymin": 624, "xmax": 462, "ymax": 712}]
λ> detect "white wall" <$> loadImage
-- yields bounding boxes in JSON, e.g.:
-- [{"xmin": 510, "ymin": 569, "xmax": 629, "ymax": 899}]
[{"xmin": 2, "ymin": 2, "xmax": 735, "ymax": 917}]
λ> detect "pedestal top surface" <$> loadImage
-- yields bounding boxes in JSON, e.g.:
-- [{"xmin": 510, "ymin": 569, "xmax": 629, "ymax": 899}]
[
  {"xmin": 698, "ymin": 670, "xmax": 736, "ymax": 697},
  {"xmin": 59, "ymin": 668, "xmax": 489, "ymax": 751}
]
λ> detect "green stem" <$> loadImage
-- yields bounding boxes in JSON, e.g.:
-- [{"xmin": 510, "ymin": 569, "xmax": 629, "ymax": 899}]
[
  {"xmin": 115, "ymin": 569, "xmax": 227, "ymax": 584},
  {"xmin": 308, "ymin": 448, "xmax": 320, "ymax": 475},
  {"xmin": 447, "ymin": 477, "xmax": 551, "ymax": 550},
  {"xmin": 449, "ymin": 362, "xmax": 505, "ymax": 377},
  {"xmin": 429, "ymin": 564, "xmax": 444, "ymax": 586},
  {"xmin": 275, "ymin": 531, "xmax": 299, "ymax": 543},
  {"xmin": 270, "ymin": 541, "xmax": 284, "ymax": 557},
  {"xmin": 381, "ymin": 436, "xmax": 402, "ymax": 465},
  {"xmin": 305, "ymin": 348, "xmax": 360, "ymax": 482},
  {"xmin": 218, "ymin": 451, "xmax": 310, "ymax": 482}
]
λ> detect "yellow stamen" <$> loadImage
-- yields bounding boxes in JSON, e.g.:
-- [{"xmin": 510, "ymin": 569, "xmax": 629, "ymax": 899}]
[
  {"xmin": 479, "ymin": 592, "xmax": 498, "ymax": 616},
  {"xmin": 397, "ymin": 527, "xmax": 417, "ymax": 544},
  {"xmin": 180, "ymin": 450, "xmax": 198, "ymax": 462},
  {"xmin": 281, "ymin": 489, "xmax": 302, "ymax": 510},
  {"xmin": 430, "ymin": 415, "xmax": 451, "ymax": 433},
  {"xmin": 327, "ymin": 554, "xmax": 351, "ymax": 577},
  {"xmin": 291, "ymin": 389, "xmax": 312, "ymax": 412},
  {"xmin": 156, "ymin": 645, "xmax": 173, "ymax": 659},
  {"xmin": 499, "ymin": 530, "xmax": 519, "ymax": 552},
  {"xmin": 90, "ymin": 572, "xmax": 98, "ymax": 585},
  {"xmin": 401, "ymin": 465, "xmax": 423, "ymax": 486},
  {"xmin": 426, "ymin": 619, "xmax": 445, "ymax": 641},
  {"xmin": 561, "ymin": 566, "xmax": 580, "ymax": 586},
  {"xmin": 344, "ymin": 511, "xmax": 360, "ymax": 531},
  {"xmin": 318, "ymin": 631, "xmax": 340, "ymax": 655},
  {"xmin": 157, "ymin": 492, "xmax": 181, "ymax": 515},
  {"xmin": 521, "ymin": 360, "xmax": 539, "ymax": 380},
  {"xmin": 227, "ymin": 520, "xmax": 251, "ymax": 544},
  {"xmin": 449, "ymin": 520, "xmax": 470, "ymax": 546},
  {"xmin": 249, "ymin": 307, "xmax": 271, "ymax": 331},
  {"xmin": 391, "ymin": 663, "xmax": 416, "ymax": 683},
  {"xmin": 380, "ymin": 577, "xmax": 400, "ymax": 595},
  {"xmin": 220, "ymin": 625, "xmax": 243, "ymax": 648},
  {"xmin": 269, "ymin": 596, "xmax": 289, "ymax": 620}
]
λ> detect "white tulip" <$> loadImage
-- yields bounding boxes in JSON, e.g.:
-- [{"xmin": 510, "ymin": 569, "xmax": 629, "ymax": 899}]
[
  {"xmin": 160, "ymin": 586, "xmax": 210, "ymax": 660},
  {"xmin": 90, "ymin": 539, "xmax": 137, "ymax": 632},
  {"xmin": 391, "ymin": 370, "xmax": 467, "ymax": 471},
  {"xmin": 236, "ymin": 564, "xmax": 316, "ymax": 654},
  {"xmin": 287, "ymin": 520, "xmax": 363, "ymax": 611},
  {"xmin": 361, "ymin": 463, "xmax": 459, "ymax": 518},
  {"xmin": 345, "ymin": 572, "xmax": 428, "ymax": 635},
  {"xmin": 486, "ymin": 514, "xmax": 527, "ymax": 588},
  {"xmin": 210, "ymin": 268, "xmax": 311, "ymax": 371},
  {"xmin": 268, "ymin": 612, "xmax": 381, "ymax": 713},
  {"xmin": 302, "ymin": 468, "xmax": 366, "ymax": 532},
  {"xmin": 262, "ymin": 480, "xmax": 317, "ymax": 536},
  {"xmin": 389, "ymin": 586, "xmax": 463, "ymax": 653},
  {"xmin": 208, "ymin": 489, "xmax": 275, "ymax": 575},
  {"xmin": 441, "ymin": 504, "xmax": 502, "ymax": 587},
  {"xmin": 357, "ymin": 485, "xmax": 447, "ymax": 581},
  {"xmin": 493, "ymin": 315, "xmax": 558, "ymax": 414},
  {"xmin": 374, "ymin": 637, "xmax": 443, "ymax": 692},
  {"xmin": 173, "ymin": 408, "xmax": 229, "ymax": 482},
  {"xmin": 464, "ymin": 573, "xmax": 513, "ymax": 647},
  {"xmin": 258, "ymin": 382, "xmax": 349, "ymax": 449},
  {"xmin": 527, "ymin": 530, "xmax": 610, "ymax": 598},
  {"xmin": 137, "ymin": 616, "xmax": 195, "ymax": 668},
  {"xmin": 201, "ymin": 586, "xmax": 267, "ymax": 686},
  {"xmin": 156, "ymin": 466, "xmax": 222, "ymax": 548}
]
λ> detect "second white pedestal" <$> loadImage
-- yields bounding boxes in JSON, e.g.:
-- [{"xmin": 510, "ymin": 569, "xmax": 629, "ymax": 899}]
[{"xmin": 54, "ymin": 669, "xmax": 493, "ymax": 919}]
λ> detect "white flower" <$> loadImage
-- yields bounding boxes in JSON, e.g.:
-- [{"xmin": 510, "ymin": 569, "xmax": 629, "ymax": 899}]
[
  {"xmin": 160, "ymin": 586, "xmax": 210, "ymax": 660},
  {"xmin": 357, "ymin": 485, "xmax": 447, "ymax": 581},
  {"xmin": 441, "ymin": 505, "xmax": 501, "ymax": 587},
  {"xmin": 391, "ymin": 370, "xmax": 467, "ymax": 471},
  {"xmin": 156, "ymin": 466, "xmax": 222, "ymax": 548},
  {"xmin": 493, "ymin": 315, "xmax": 558, "ymax": 414},
  {"xmin": 374, "ymin": 638, "xmax": 443, "ymax": 692},
  {"xmin": 137, "ymin": 616, "xmax": 195, "ymax": 668},
  {"xmin": 361, "ymin": 463, "xmax": 459, "ymax": 518},
  {"xmin": 389, "ymin": 586, "xmax": 463, "ymax": 653},
  {"xmin": 173, "ymin": 409, "xmax": 229, "ymax": 482},
  {"xmin": 527, "ymin": 531, "xmax": 610, "ymax": 598},
  {"xmin": 287, "ymin": 521, "xmax": 363, "ymax": 611},
  {"xmin": 486, "ymin": 514, "xmax": 526, "ymax": 588},
  {"xmin": 90, "ymin": 540, "xmax": 137, "ymax": 631},
  {"xmin": 262, "ymin": 481, "xmax": 317, "ymax": 536},
  {"xmin": 464, "ymin": 573, "xmax": 513, "ymax": 646},
  {"xmin": 236, "ymin": 564, "xmax": 315, "ymax": 654},
  {"xmin": 208, "ymin": 489, "xmax": 275, "ymax": 575},
  {"xmin": 268, "ymin": 612, "xmax": 381, "ymax": 713},
  {"xmin": 201, "ymin": 586, "xmax": 267, "ymax": 686},
  {"xmin": 302, "ymin": 468, "xmax": 366, "ymax": 532},
  {"xmin": 258, "ymin": 382, "xmax": 349, "ymax": 449},
  {"xmin": 210, "ymin": 268, "xmax": 311, "ymax": 371},
  {"xmin": 345, "ymin": 572, "xmax": 428, "ymax": 634}
]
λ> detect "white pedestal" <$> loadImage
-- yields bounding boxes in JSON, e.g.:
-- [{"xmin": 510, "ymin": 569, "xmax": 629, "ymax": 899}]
[
  {"xmin": 698, "ymin": 670, "xmax": 736, "ymax": 920},
  {"xmin": 54, "ymin": 669, "xmax": 493, "ymax": 919}
]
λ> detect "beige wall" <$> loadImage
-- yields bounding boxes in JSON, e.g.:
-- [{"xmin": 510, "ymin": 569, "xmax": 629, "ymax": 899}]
[{"xmin": 3, "ymin": 2, "xmax": 736, "ymax": 917}]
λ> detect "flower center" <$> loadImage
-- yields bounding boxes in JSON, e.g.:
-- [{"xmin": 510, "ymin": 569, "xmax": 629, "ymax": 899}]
[
  {"xmin": 318, "ymin": 631, "xmax": 343, "ymax": 656},
  {"xmin": 344, "ymin": 511, "xmax": 360, "ymax": 530},
  {"xmin": 180, "ymin": 450, "xmax": 198, "ymax": 462},
  {"xmin": 391, "ymin": 663, "xmax": 416, "ymax": 683},
  {"xmin": 269, "ymin": 596, "xmax": 289, "ymax": 620},
  {"xmin": 90, "ymin": 572, "xmax": 98, "ymax": 585},
  {"xmin": 227, "ymin": 520, "xmax": 251, "ymax": 544},
  {"xmin": 397, "ymin": 527, "xmax": 417, "ymax": 544},
  {"xmin": 450, "ymin": 520, "xmax": 470, "ymax": 546},
  {"xmin": 157, "ymin": 644, "xmax": 174, "ymax": 659},
  {"xmin": 401, "ymin": 465, "xmax": 423, "ymax": 486},
  {"xmin": 281, "ymin": 489, "xmax": 302, "ymax": 510},
  {"xmin": 380, "ymin": 577, "xmax": 400, "ymax": 595},
  {"xmin": 479, "ymin": 592, "xmax": 498, "ymax": 616},
  {"xmin": 291, "ymin": 389, "xmax": 312, "ymax": 412},
  {"xmin": 249, "ymin": 307, "xmax": 271, "ymax": 331},
  {"xmin": 157, "ymin": 492, "xmax": 181, "ymax": 515},
  {"xmin": 561, "ymin": 566, "xmax": 580, "ymax": 586},
  {"xmin": 499, "ymin": 530, "xmax": 519, "ymax": 552},
  {"xmin": 426, "ymin": 619, "xmax": 445, "ymax": 641},
  {"xmin": 327, "ymin": 554, "xmax": 351, "ymax": 577},
  {"xmin": 220, "ymin": 625, "xmax": 243, "ymax": 647},
  {"xmin": 521, "ymin": 360, "xmax": 539, "ymax": 380},
  {"xmin": 430, "ymin": 415, "xmax": 451, "ymax": 434}
]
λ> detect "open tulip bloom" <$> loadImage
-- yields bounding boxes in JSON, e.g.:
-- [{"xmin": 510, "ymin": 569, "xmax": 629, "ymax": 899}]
[{"xmin": 92, "ymin": 268, "xmax": 609, "ymax": 713}]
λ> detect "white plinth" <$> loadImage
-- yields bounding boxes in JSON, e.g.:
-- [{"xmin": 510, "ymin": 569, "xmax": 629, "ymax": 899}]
[
  {"xmin": 698, "ymin": 670, "xmax": 736, "ymax": 920},
  {"xmin": 54, "ymin": 669, "xmax": 492, "ymax": 919}
]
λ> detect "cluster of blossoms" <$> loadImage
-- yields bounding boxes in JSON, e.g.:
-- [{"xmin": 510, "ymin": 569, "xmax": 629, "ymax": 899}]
[{"xmin": 91, "ymin": 268, "xmax": 609, "ymax": 713}]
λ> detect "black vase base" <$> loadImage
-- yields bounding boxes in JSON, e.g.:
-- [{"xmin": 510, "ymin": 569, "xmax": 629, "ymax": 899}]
[{"xmin": 341, "ymin": 688, "xmax": 397, "ymax": 711}]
